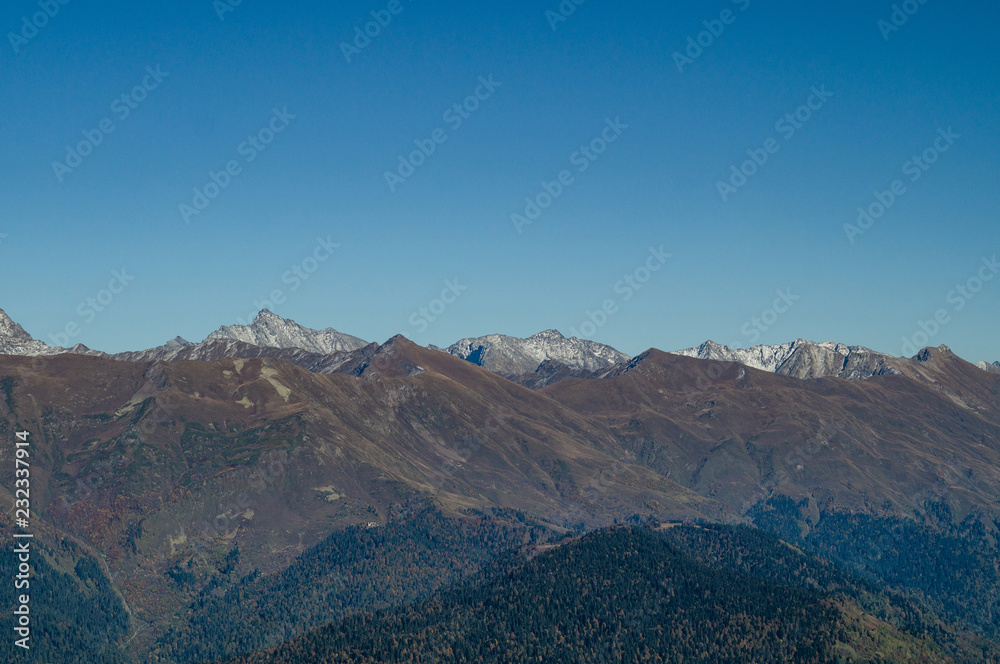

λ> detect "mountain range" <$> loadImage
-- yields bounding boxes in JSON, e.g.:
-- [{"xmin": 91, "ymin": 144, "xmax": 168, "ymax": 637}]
[
  {"xmin": 205, "ymin": 310, "xmax": 368, "ymax": 355},
  {"xmin": 671, "ymin": 339, "xmax": 908, "ymax": 380},
  {"xmin": 1, "ymin": 307, "xmax": 997, "ymax": 382},
  {"xmin": 3, "ymin": 305, "xmax": 1000, "ymax": 662}
]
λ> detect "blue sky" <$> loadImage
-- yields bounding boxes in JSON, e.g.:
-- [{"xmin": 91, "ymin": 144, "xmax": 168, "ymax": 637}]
[{"xmin": 1, "ymin": 0, "xmax": 997, "ymax": 360}]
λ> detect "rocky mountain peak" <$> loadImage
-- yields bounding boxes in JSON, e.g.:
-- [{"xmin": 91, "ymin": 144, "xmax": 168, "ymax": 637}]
[
  {"xmin": 528, "ymin": 329, "xmax": 566, "ymax": 340},
  {"xmin": 164, "ymin": 336, "xmax": 193, "ymax": 349},
  {"xmin": 446, "ymin": 331, "xmax": 630, "ymax": 376},
  {"xmin": 0, "ymin": 307, "xmax": 60, "ymax": 356},
  {"xmin": 206, "ymin": 310, "xmax": 368, "ymax": 355},
  {"xmin": 673, "ymin": 338, "xmax": 903, "ymax": 381},
  {"xmin": 0, "ymin": 308, "xmax": 31, "ymax": 342},
  {"xmin": 253, "ymin": 308, "xmax": 282, "ymax": 323},
  {"xmin": 914, "ymin": 345, "xmax": 955, "ymax": 363}
]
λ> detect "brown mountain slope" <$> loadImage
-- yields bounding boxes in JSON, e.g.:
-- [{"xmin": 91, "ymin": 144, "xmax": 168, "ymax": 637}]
[
  {"xmin": 3, "ymin": 338, "xmax": 1000, "ymax": 655},
  {"xmin": 542, "ymin": 347, "xmax": 1000, "ymax": 524},
  {"xmin": 0, "ymin": 341, "xmax": 719, "ymax": 641},
  {"xmin": 108, "ymin": 337, "xmax": 368, "ymax": 373}
]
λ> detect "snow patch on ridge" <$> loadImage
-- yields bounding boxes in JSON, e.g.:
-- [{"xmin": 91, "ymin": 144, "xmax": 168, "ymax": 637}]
[
  {"xmin": 446, "ymin": 329, "xmax": 630, "ymax": 375},
  {"xmin": 206, "ymin": 309, "xmax": 368, "ymax": 355}
]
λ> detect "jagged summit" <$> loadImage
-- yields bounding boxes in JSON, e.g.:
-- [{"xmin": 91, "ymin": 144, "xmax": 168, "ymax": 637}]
[
  {"xmin": 1, "ymin": 305, "xmax": 997, "ymax": 386},
  {"xmin": 915, "ymin": 345, "xmax": 956, "ymax": 362},
  {"xmin": 206, "ymin": 309, "xmax": 368, "ymax": 355},
  {"xmin": 528, "ymin": 329, "xmax": 566, "ymax": 340},
  {"xmin": 164, "ymin": 336, "xmax": 193, "ymax": 349},
  {"xmin": 446, "ymin": 330, "xmax": 629, "ymax": 376},
  {"xmin": 0, "ymin": 307, "xmax": 60, "ymax": 356},
  {"xmin": 672, "ymin": 338, "xmax": 904, "ymax": 381}
]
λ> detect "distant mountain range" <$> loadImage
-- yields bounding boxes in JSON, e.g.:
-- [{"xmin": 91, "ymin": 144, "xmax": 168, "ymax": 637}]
[
  {"xmin": 0, "ymin": 307, "xmax": 996, "ymax": 383},
  {"xmin": 444, "ymin": 329, "xmax": 629, "ymax": 373},
  {"xmin": 206, "ymin": 309, "xmax": 368, "ymax": 354},
  {"xmin": 671, "ymin": 339, "xmax": 908, "ymax": 380},
  {"xmin": 0, "ymin": 307, "xmax": 84, "ymax": 356},
  {"xmin": 977, "ymin": 360, "xmax": 1000, "ymax": 374},
  {"xmin": 441, "ymin": 329, "xmax": 629, "ymax": 387}
]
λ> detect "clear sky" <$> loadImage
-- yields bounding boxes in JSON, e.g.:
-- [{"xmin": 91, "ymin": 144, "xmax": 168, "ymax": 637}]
[{"xmin": 1, "ymin": 0, "xmax": 997, "ymax": 360}]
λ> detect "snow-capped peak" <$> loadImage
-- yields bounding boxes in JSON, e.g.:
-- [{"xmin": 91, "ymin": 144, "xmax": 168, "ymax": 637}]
[
  {"xmin": 672, "ymin": 338, "xmax": 901, "ymax": 381},
  {"xmin": 528, "ymin": 329, "xmax": 567, "ymax": 341},
  {"xmin": 163, "ymin": 336, "xmax": 193, "ymax": 350},
  {"xmin": 0, "ymin": 308, "xmax": 60, "ymax": 356},
  {"xmin": 446, "ymin": 330, "xmax": 629, "ymax": 375},
  {"xmin": 205, "ymin": 309, "xmax": 368, "ymax": 355},
  {"xmin": 673, "ymin": 339, "xmax": 798, "ymax": 372}
]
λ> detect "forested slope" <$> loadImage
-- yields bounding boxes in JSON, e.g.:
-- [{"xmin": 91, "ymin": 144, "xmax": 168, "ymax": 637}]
[{"xmin": 223, "ymin": 525, "xmax": 1000, "ymax": 664}]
